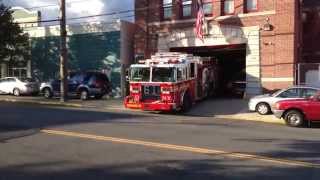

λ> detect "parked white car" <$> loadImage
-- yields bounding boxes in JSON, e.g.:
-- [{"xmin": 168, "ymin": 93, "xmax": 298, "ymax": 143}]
[
  {"xmin": 248, "ymin": 86, "xmax": 320, "ymax": 115},
  {"xmin": 0, "ymin": 77, "xmax": 39, "ymax": 96}
]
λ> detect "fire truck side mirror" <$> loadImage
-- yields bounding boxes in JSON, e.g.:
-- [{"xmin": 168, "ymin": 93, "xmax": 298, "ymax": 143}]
[{"xmin": 125, "ymin": 69, "xmax": 130, "ymax": 81}]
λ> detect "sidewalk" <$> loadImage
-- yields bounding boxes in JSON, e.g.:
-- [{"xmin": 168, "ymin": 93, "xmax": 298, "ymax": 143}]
[
  {"xmin": 186, "ymin": 98, "xmax": 284, "ymax": 125},
  {"xmin": 0, "ymin": 95, "xmax": 284, "ymax": 125},
  {"xmin": 0, "ymin": 95, "xmax": 124, "ymax": 110}
]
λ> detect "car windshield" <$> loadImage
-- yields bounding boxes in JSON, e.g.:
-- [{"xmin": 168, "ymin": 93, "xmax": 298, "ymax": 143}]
[
  {"xmin": 271, "ymin": 89, "xmax": 283, "ymax": 97},
  {"xmin": 130, "ymin": 67, "xmax": 150, "ymax": 82},
  {"xmin": 152, "ymin": 67, "xmax": 176, "ymax": 82}
]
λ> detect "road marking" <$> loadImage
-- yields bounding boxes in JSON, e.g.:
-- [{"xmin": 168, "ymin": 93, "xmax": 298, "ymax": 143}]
[{"xmin": 42, "ymin": 129, "xmax": 318, "ymax": 168}]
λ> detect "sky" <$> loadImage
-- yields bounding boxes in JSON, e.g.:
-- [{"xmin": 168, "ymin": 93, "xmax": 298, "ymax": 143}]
[{"xmin": 1, "ymin": 0, "xmax": 134, "ymax": 25}]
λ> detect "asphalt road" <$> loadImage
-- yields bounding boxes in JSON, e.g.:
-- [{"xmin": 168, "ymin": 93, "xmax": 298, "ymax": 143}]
[{"xmin": 1, "ymin": 102, "xmax": 320, "ymax": 180}]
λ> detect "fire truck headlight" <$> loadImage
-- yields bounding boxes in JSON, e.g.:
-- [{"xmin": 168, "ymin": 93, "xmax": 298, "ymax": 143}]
[{"xmin": 161, "ymin": 87, "xmax": 173, "ymax": 94}]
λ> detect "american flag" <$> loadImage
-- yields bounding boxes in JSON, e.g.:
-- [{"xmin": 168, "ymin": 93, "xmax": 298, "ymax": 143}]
[{"xmin": 195, "ymin": 0, "xmax": 205, "ymax": 40}]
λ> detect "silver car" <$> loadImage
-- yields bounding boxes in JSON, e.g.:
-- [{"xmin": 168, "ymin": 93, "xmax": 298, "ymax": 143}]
[
  {"xmin": 0, "ymin": 77, "xmax": 40, "ymax": 96},
  {"xmin": 248, "ymin": 86, "xmax": 320, "ymax": 115}
]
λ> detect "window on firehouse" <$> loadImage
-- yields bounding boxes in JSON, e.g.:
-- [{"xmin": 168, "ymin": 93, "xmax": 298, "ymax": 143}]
[
  {"xmin": 203, "ymin": 0, "xmax": 213, "ymax": 16},
  {"xmin": 130, "ymin": 67, "xmax": 150, "ymax": 82},
  {"xmin": 182, "ymin": 0, "xmax": 192, "ymax": 17},
  {"xmin": 246, "ymin": 0, "xmax": 258, "ymax": 12},
  {"xmin": 223, "ymin": 0, "xmax": 234, "ymax": 15},
  {"xmin": 152, "ymin": 67, "xmax": 175, "ymax": 82},
  {"xmin": 163, "ymin": 0, "xmax": 173, "ymax": 19}
]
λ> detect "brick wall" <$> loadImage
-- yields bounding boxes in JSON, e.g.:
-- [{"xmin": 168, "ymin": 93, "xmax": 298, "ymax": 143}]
[{"xmin": 135, "ymin": 0, "xmax": 300, "ymax": 92}]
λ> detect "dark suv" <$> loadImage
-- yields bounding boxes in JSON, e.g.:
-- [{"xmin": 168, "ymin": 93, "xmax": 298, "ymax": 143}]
[{"xmin": 40, "ymin": 72, "xmax": 111, "ymax": 100}]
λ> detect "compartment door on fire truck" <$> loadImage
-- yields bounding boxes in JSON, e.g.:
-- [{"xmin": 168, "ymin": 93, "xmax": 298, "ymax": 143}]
[{"xmin": 190, "ymin": 62, "xmax": 197, "ymax": 100}]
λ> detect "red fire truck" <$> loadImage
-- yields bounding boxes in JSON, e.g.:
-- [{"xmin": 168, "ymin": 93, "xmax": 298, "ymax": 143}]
[{"xmin": 124, "ymin": 52, "xmax": 219, "ymax": 112}]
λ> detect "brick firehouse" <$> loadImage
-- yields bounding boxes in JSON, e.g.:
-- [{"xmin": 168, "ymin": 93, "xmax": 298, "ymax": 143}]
[{"xmin": 134, "ymin": 0, "xmax": 317, "ymax": 98}]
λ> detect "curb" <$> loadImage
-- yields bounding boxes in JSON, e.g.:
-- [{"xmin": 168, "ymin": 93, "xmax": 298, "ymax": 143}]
[
  {"xmin": 215, "ymin": 114, "xmax": 285, "ymax": 125},
  {"xmin": 0, "ymin": 98, "xmax": 127, "ymax": 111},
  {"xmin": 0, "ymin": 98, "xmax": 84, "ymax": 108}
]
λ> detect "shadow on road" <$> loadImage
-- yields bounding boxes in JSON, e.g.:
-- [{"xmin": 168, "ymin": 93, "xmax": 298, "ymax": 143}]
[
  {"xmin": 153, "ymin": 98, "xmax": 249, "ymax": 118},
  {"xmin": 0, "ymin": 158, "xmax": 316, "ymax": 180},
  {"xmin": 0, "ymin": 102, "xmax": 148, "ymax": 141},
  {"xmin": 0, "ymin": 125, "xmax": 39, "ymax": 143}
]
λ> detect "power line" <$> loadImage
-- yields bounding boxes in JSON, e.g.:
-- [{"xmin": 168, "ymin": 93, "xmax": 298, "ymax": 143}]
[
  {"xmin": 11, "ymin": 0, "xmax": 99, "ymax": 10},
  {"xmin": 67, "ymin": 9, "xmax": 134, "ymax": 21},
  {"xmin": 14, "ymin": 0, "xmax": 287, "ymax": 26},
  {"xmin": 16, "ymin": 12, "xmax": 135, "ymax": 26},
  {"xmin": 14, "ymin": 2, "xmax": 140, "ymax": 25},
  {"xmin": 16, "ymin": 8, "xmax": 134, "ymax": 25},
  {"xmin": 24, "ymin": 4, "xmax": 58, "ymax": 10}
]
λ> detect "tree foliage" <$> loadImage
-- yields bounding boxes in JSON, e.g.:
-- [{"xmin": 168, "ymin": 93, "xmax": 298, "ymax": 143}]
[{"xmin": 0, "ymin": 3, "xmax": 29, "ymax": 63}]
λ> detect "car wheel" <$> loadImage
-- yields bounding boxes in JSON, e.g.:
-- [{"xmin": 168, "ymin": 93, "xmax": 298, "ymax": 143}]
[
  {"xmin": 256, "ymin": 103, "xmax": 271, "ymax": 115},
  {"xmin": 13, "ymin": 88, "xmax": 21, "ymax": 96},
  {"xmin": 284, "ymin": 110, "xmax": 305, "ymax": 127},
  {"xmin": 43, "ymin": 88, "xmax": 53, "ymax": 98},
  {"xmin": 80, "ymin": 90, "xmax": 89, "ymax": 101},
  {"xmin": 182, "ymin": 93, "xmax": 192, "ymax": 112}
]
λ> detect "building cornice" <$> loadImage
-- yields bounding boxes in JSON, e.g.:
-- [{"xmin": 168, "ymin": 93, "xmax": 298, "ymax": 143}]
[{"xmin": 148, "ymin": 11, "xmax": 276, "ymax": 26}]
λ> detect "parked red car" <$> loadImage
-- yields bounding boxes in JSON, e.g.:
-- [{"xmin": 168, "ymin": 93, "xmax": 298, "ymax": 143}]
[{"xmin": 273, "ymin": 92, "xmax": 320, "ymax": 127}]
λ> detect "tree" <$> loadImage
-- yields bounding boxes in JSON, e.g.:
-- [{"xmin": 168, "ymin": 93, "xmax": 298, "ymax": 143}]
[{"xmin": 0, "ymin": 3, "xmax": 29, "ymax": 64}]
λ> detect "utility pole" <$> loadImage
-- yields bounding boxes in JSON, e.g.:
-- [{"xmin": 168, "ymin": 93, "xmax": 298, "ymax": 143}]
[{"xmin": 59, "ymin": 0, "xmax": 68, "ymax": 102}]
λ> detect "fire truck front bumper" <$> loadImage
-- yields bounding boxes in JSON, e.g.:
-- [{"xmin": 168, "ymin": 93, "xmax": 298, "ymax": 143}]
[
  {"xmin": 125, "ymin": 97, "xmax": 178, "ymax": 111},
  {"xmin": 124, "ymin": 97, "xmax": 142, "ymax": 109},
  {"xmin": 141, "ymin": 102, "xmax": 178, "ymax": 111}
]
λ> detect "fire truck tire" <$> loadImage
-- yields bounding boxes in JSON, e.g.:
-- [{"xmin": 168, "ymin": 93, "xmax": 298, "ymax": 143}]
[{"xmin": 182, "ymin": 93, "xmax": 192, "ymax": 112}]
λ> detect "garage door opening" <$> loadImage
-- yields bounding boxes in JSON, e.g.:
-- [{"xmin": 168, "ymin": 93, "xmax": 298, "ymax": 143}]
[{"xmin": 170, "ymin": 44, "xmax": 247, "ymax": 98}]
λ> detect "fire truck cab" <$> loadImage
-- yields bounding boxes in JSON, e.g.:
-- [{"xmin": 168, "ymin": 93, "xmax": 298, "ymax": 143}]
[{"xmin": 124, "ymin": 52, "xmax": 218, "ymax": 112}]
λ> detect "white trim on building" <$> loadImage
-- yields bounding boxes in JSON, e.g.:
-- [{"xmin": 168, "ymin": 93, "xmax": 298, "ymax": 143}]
[
  {"xmin": 157, "ymin": 25, "xmax": 261, "ymax": 96},
  {"xmin": 148, "ymin": 10, "xmax": 276, "ymax": 26},
  {"xmin": 25, "ymin": 21, "xmax": 122, "ymax": 38}
]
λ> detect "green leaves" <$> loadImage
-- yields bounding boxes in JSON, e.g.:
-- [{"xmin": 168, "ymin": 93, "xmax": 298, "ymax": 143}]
[{"xmin": 0, "ymin": 3, "xmax": 30, "ymax": 63}]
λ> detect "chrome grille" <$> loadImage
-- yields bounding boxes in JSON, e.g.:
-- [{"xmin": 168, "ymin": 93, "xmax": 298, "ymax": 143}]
[{"xmin": 142, "ymin": 85, "xmax": 160, "ymax": 100}]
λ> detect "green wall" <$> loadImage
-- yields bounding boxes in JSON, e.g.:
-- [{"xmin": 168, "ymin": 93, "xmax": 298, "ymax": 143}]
[{"xmin": 31, "ymin": 31, "xmax": 121, "ymax": 96}]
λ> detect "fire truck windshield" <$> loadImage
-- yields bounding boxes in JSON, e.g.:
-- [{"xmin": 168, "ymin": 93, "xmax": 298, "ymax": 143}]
[
  {"xmin": 152, "ymin": 67, "xmax": 175, "ymax": 82},
  {"xmin": 130, "ymin": 67, "xmax": 150, "ymax": 82}
]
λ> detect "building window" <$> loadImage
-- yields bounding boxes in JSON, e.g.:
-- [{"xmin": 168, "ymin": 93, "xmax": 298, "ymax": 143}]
[
  {"xmin": 203, "ymin": 0, "xmax": 213, "ymax": 16},
  {"xmin": 8, "ymin": 67, "xmax": 27, "ymax": 79},
  {"xmin": 223, "ymin": 0, "xmax": 234, "ymax": 15},
  {"xmin": 163, "ymin": 0, "xmax": 173, "ymax": 19},
  {"xmin": 246, "ymin": 0, "xmax": 258, "ymax": 12},
  {"xmin": 182, "ymin": 0, "xmax": 192, "ymax": 17}
]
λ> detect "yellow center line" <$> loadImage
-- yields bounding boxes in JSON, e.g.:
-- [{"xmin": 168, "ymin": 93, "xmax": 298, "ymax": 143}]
[{"xmin": 41, "ymin": 129, "xmax": 319, "ymax": 168}]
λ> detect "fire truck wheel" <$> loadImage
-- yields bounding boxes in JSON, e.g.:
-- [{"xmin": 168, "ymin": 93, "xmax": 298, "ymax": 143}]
[{"xmin": 182, "ymin": 93, "xmax": 192, "ymax": 112}]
